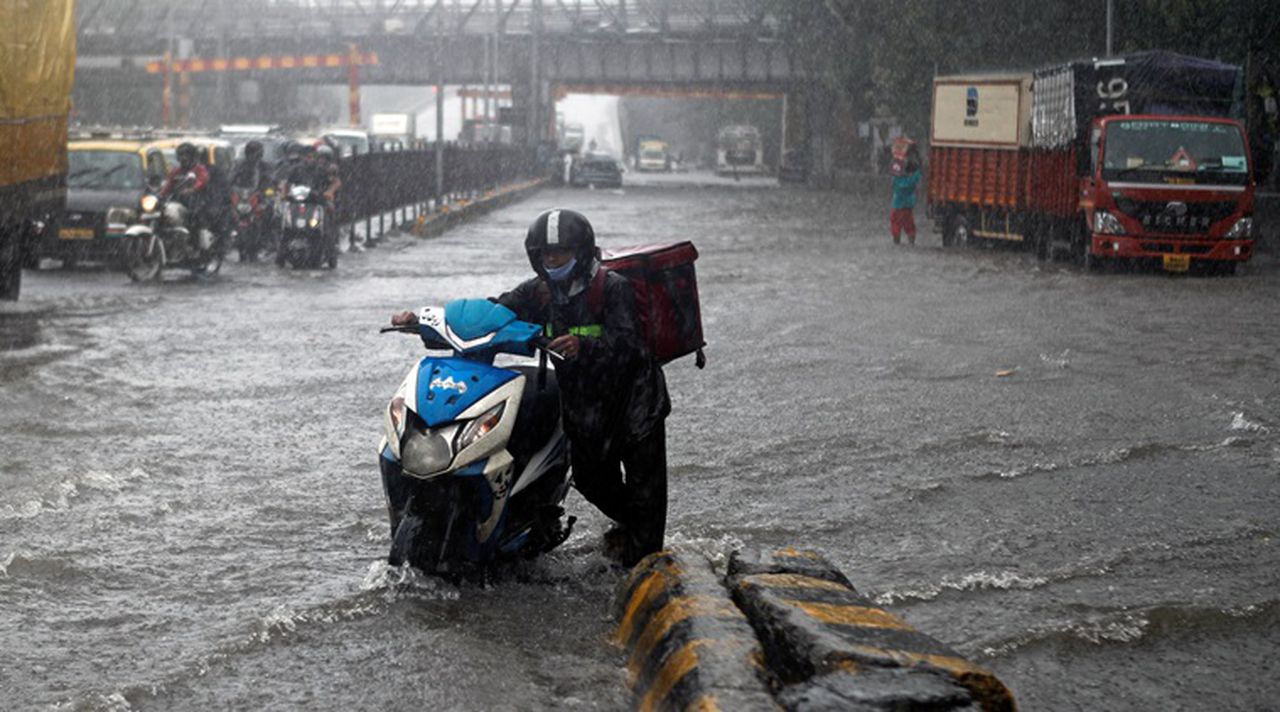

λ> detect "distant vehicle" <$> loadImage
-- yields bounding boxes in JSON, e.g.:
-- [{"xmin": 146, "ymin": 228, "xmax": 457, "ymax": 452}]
[
  {"xmin": 716, "ymin": 125, "xmax": 765, "ymax": 176},
  {"xmin": 322, "ymin": 128, "xmax": 371, "ymax": 158},
  {"xmin": 571, "ymin": 152, "xmax": 624, "ymax": 189},
  {"xmin": 370, "ymin": 113, "xmax": 416, "ymax": 149},
  {"xmin": 39, "ymin": 138, "xmax": 170, "ymax": 268},
  {"xmin": 1, "ymin": 0, "xmax": 75, "ymax": 298},
  {"xmin": 558, "ymin": 122, "xmax": 585, "ymax": 154},
  {"xmin": 637, "ymin": 140, "xmax": 671, "ymax": 172}
]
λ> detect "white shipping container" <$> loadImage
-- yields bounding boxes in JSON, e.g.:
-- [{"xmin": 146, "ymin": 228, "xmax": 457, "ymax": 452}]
[{"xmin": 931, "ymin": 75, "xmax": 1032, "ymax": 150}]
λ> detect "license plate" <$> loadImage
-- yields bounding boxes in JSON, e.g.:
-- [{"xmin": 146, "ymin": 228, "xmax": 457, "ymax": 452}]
[
  {"xmin": 1163, "ymin": 254, "xmax": 1191, "ymax": 273},
  {"xmin": 59, "ymin": 228, "xmax": 95, "ymax": 240}
]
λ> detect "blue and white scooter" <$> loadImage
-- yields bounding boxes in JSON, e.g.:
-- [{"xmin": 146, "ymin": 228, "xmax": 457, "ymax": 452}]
[{"xmin": 379, "ymin": 299, "xmax": 574, "ymax": 573}]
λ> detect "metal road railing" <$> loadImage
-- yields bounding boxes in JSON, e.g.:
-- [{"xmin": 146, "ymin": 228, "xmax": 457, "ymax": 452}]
[{"xmin": 336, "ymin": 143, "xmax": 539, "ymax": 238}]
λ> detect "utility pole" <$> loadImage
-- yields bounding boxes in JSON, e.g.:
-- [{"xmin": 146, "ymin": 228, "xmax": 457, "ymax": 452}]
[
  {"xmin": 1106, "ymin": 0, "xmax": 1114, "ymax": 56},
  {"xmin": 435, "ymin": 0, "xmax": 446, "ymax": 198}
]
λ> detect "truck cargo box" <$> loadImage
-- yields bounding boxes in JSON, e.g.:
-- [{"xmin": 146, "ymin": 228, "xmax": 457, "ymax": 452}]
[
  {"xmin": 1032, "ymin": 50, "xmax": 1242, "ymax": 149},
  {"xmin": 931, "ymin": 74, "xmax": 1033, "ymax": 150},
  {"xmin": 0, "ymin": 0, "xmax": 75, "ymax": 195}
]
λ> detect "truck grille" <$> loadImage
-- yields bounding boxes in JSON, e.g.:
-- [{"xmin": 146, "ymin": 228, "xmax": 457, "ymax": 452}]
[{"xmin": 1114, "ymin": 198, "xmax": 1236, "ymax": 235}]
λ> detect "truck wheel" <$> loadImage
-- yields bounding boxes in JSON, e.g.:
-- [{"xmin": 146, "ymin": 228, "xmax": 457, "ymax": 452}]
[{"xmin": 944, "ymin": 213, "xmax": 971, "ymax": 248}]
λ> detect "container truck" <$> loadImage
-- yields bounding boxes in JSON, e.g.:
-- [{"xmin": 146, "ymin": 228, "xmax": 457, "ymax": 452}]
[
  {"xmin": 1, "ymin": 1, "xmax": 76, "ymax": 299},
  {"xmin": 928, "ymin": 51, "xmax": 1255, "ymax": 273}
]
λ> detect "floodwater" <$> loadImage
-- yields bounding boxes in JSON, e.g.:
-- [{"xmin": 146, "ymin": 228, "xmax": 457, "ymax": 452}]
[{"xmin": 2, "ymin": 177, "xmax": 1278, "ymax": 711}]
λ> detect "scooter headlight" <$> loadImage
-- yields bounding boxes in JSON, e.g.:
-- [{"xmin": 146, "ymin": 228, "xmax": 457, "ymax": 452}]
[
  {"xmin": 402, "ymin": 420, "xmax": 458, "ymax": 477},
  {"xmin": 455, "ymin": 403, "xmax": 505, "ymax": 453},
  {"xmin": 140, "ymin": 195, "xmax": 159, "ymax": 213}
]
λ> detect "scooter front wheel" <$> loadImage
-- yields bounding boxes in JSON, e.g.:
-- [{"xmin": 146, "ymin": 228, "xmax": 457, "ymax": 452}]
[{"xmin": 124, "ymin": 234, "xmax": 165, "ymax": 282}]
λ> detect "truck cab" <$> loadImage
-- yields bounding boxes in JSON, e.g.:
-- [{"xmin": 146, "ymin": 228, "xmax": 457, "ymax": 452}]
[
  {"xmin": 637, "ymin": 140, "xmax": 670, "ymax": 172},
  {"xmin": 1085, "ymin": 115, "xmax": 1254, "ymax": 271}
]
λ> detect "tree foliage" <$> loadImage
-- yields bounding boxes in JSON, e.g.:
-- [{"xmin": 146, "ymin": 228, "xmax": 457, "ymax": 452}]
[{"xmin": 773, "ymin": 0, "xmax": 1280, "ymax": 140}]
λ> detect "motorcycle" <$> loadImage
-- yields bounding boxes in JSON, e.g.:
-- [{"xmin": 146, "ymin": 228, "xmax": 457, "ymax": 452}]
[
  {"xmin": 277, "ymin": 184, "xmax": 336, "ymax": 269},
  {"xmin": 122, "ymin": 175, "xmax": 225, "ymax": 281},
  {"xmin": 379, "ymin": 299, "xmax": 574, "ymax": 574},
  {"xmin": 231, "ymin": 185, "xmax": 275, "ymax": 262}
]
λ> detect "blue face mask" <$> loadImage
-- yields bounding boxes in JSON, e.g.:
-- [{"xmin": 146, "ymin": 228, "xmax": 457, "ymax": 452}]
[{"xmin": 545, "ymin": 256, "xmax": 577, "ymax": 282}]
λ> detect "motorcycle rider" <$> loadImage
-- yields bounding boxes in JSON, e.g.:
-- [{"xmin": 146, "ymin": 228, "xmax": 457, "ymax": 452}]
[
  {"xmin": 232, "ymin": 140, "xmax": 274, "ymax": 192},
  {"xmin": 158, "ymin": 142, "xmax": 214, "ymax": 250},
  {"xmin": 391, "ymin": 209, "xmax": 671, "ymax": 567},
  {"xmin": 199, "ymin": 148, "xmax": 233, "ymax": 251},
  {"xmin": 231, "ymin": 141, "xmax": 276, "ymax": 259}
]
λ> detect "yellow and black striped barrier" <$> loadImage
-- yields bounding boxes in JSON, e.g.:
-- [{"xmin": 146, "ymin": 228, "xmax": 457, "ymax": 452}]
[
  {"xmin": 728, "ymin": 548, "xmax": 1017, "ymax": 712},
  {"xmin": 613, "ymin": 549, "xmax": 779, "ymax": 712}
]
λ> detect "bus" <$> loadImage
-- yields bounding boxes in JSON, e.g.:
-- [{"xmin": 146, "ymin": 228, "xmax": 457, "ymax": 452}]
[{"xmin": 716, "ymin": 125, "xmax": 765, "ymax": 176}]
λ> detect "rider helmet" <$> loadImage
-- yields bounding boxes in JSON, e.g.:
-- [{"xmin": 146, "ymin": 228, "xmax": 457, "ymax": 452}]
[
  {"xmin": 244, "ymin": 141, "xmax": 264, "ymax": 161},
  {"xmin": 315, "ymin": 144, "xmax": 335, "ymax": 161},
  {"xmin": 176, "ymin": 142, "xmax": 199, "ymax": 168},
  {"xmin": 524, "ymin": 208, "xmax": 597, "ymax": 282},
  {"xmin": 283, "ymin": 140, "xmax": 303, "ymax": 159}
]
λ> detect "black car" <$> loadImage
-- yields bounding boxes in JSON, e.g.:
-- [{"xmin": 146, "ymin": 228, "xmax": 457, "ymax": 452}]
[{"xmin": 570, "ymin": 152, "xmax": 624, "ymax": 189}]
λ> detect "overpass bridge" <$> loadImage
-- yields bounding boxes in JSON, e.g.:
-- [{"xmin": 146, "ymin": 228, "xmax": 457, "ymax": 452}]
[{"xmin": 76, "ymin": 0, "xmax": 804, "ymax": 146}]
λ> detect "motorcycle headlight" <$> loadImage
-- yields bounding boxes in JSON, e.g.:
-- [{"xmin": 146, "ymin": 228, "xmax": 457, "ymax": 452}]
[
  {"xmin": 402, "ymin": 420, "xmax": 458, "ymax": 477},
  {"xmin": 140, "ymin": 195, "xmax": 159, "ymax": 213},
  {"xmin": 1226, "ymin": 216, "xmax": 1254, "ymax": 239},
  {"xmin": 455, "ymin": 403, "xmax": 505, "ymax": 453},
  {"xmin": 1094, "ymin": 210, "xmax": 1124, "ymax": 235},
  {"xmin": 309, "ymin": 215, "xmax": 321, "ymax": 228}
]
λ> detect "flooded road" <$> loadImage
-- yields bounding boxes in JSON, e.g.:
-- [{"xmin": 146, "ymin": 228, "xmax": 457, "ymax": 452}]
[{"xmin": 3, "ymin": 179, "xmax": 1278, "ymax": 710}]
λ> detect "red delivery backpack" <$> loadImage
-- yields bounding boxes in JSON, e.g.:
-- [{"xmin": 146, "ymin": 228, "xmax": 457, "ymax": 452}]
[{"xmin": 592, "ymin": 242, "xmax": 706, "ymax": 368}]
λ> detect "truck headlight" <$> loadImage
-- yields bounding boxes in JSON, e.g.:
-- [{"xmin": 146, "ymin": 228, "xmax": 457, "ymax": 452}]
[
  {"xmin": 1226, "ymin": 217, "xmax": 1254, "ymax": 239},
  {"xmin": 1094, "ymin": 210, "xmax": 1124, "ymax": 235},
  {"xmin": 455, "ymin": 403, "xmax": 505, "ymax": 453}
]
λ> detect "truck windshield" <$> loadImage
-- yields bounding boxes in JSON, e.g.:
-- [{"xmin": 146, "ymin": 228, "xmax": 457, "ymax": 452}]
[
  {"xmin": 68, "ymin": 151, "xmax": 145, "ymax": 191},
  {"xmin": 1101, "ymin": 120, "xmax": 1249, "ymax": 187}
]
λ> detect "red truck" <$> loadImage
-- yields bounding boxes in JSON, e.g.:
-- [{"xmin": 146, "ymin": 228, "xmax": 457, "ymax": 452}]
[{"xmin": 928, "ymin": 51, "xmax": 1255, "ymax": 274}]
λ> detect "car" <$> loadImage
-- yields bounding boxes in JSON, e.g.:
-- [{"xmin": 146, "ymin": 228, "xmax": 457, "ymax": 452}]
[
  {"xmin": 571, "ymin": 152, "xmax": 624, "ymax": 189},
  {"xmin": 320, "ymin": 129, "xmax": 370, "ymax": 158},
  {"xmin": 42, "ymin": 136, "xmax": 172, "ymax": 267},
  {"xmin": 217, "ymin": 125, "xmax": 290, "ymax": 164}
]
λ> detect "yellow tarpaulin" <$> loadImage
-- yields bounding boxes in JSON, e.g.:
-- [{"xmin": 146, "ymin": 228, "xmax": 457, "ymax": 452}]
[{"xmin": 1, "ymin": 0, "xmax": 77, "ymax": 187}]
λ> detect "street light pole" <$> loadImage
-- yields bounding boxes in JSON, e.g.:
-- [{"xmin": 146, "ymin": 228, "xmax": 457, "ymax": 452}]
[{"xmin": 1106, "ymin": 0, "xmax": 1114, "ymax": 56}]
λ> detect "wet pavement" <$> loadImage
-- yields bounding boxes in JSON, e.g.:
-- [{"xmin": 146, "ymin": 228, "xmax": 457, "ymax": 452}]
[{"xmin": 2, "ymin": 175, "xmax": 1279, "ymax": 710}]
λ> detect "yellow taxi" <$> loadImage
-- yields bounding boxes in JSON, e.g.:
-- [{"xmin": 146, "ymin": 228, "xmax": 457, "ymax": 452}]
[{"xmin": 43, "ymin": 136, "xmax": 171, "ymax": 266}]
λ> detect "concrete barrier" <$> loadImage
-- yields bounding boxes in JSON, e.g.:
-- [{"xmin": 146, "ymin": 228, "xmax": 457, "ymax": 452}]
[
  {"xmin": 614, "ymin": 549, "xmax": 779, "ymax": 712},
  {"xmin": 728, "ymin": 548, "xmax": 1016, "ymax": 712}
]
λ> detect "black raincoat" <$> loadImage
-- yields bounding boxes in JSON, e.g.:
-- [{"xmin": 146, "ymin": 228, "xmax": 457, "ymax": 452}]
[{"xmin": 495, "ymin": 268, "xmax": 670, "ymax": 459}]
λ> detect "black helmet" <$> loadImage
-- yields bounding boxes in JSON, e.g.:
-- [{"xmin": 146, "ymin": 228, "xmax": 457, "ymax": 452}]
[
  {"xmin": 283, "ymin": 140, "xmax": 303, "ymax": 158},
  {"xmin": 244, "ymin": 140, "xmax": 263, "ymax": 160},
  {"xmin": 176, "ymin": 142, "xmax": 199, "ymax": 165},
  {"xmin": 524, "ymin": 208, "xmax": 596, "ymax": 280}
]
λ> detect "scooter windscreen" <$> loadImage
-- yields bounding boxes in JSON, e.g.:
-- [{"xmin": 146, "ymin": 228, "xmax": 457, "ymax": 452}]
[{"xmin": 416, "ymin": 299, "xmax": 542, "ymax": 357}]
